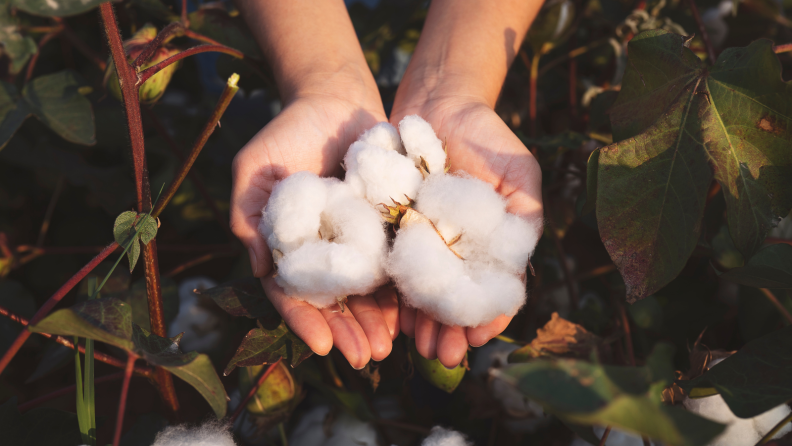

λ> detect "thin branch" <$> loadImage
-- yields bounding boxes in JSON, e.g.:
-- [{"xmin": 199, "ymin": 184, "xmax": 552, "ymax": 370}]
[
  {"xmin": 26, "ymin": 31, "xmax": 61, "ymax": 82},
  {"xmin": 773, "ymin": 43, "xmax": 792, "ymax": 54},
  {"xmin": 182, "ymin": 29, "xmax": 223, "ymax": 46},
  {"xmin": 151, "ymin": 74, "xmax": 239, "ymax": 219},
  {"xmin": 164, "ymin": 251, "xmax": 239, "ymax": 278},
  {"xmin": 181, "ymin": 0, "xmax": 189, "ymax": 26},
  {"xmin": 755, "ymin": 409, "xmax": 792, "ymax": 445},
  {"xmin": 16, "ymin": 243, "xmax": 236, "ymax": 255},
  {"xmin": 0, "ymin": 304, "xmax": 153, "ymax": 377},
  {"xmin": 132, "ymin": 22, "xmax": 183, "ymax": 70},
  {"xmin": 138, "ymin": 44, "xmax": 244, "ymax": 85},
  {"xmin": 18, "ymin": 372, "xmax": 125, "ymax": 412},
  {"xmin": 520, "ymin": 49, "xmax": 541, "ymax": 139},
  {"xmin": 229, "ymin": 357, "xmax": 282, "ymax": 423},
  {"xmin": 113, "ymin": 353, "xmax": 138, "ymax": 446},
  {"xmin": 683, "ymin": 0, "xmax": 717, "ymax": 63},
  {"xmin": 538, "ymin": 38, "xmax": 610, "ymax": 77},
  {"xmin": 617, "ymin": 298, "xmax": 636, "ymax": 366},
  {"xmin": 759, "ymin": 288, "xmax": 792, "ymax": 325},
  {"xmin": 0, "ymin": 242, "xmax": 117, "ymax": 375},
  {"xmin": 37, "ymin": 175, "xmax": 65, "ymax": 247},
  {"xmin": 599, "ymin": 426, "xmax": 612, "ymax": 446}
]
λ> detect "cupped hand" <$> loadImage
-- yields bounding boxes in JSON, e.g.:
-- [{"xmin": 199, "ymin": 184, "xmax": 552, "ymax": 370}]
[
  {"xmin": 390, "ymin": 97, "xmax": 543, "ymax": 368},
  {"xmin": 231, "ymin": 91, "xmax": 400, "ymax": 369}
]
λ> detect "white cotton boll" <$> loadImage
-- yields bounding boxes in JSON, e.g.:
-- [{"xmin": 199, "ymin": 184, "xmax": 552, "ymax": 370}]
[
  {"xmin": 752, "ymin": 404, "xmax": 792, "ymax": 440},
  {"xmin": 488, "ymin": 214, "xmax": 542, "ymax": 273},
  {"xmin": 151, "ymin": 420, "xmax": 235, "ymax": 446},
  {"xmin": 344, "ymin": 143, "xmax": 423, "ymax": 205},
  {"xmin": 421, "ymin": 426, "xmax": 473, "ymax": 446},
  {"xmin": 398, "ymin": 115, "xmax": 447, "ymax": 175},
  {"xmin": 416, "ymin": 173, "xmax": 506, "ymax": 241},
  {"xmin": 683, "ymin": 395, "xmax": 761, "ymax": 446},
  {"xmin": 259, "ymin": 171, "xmax": 326, "ymax": 253},
  {"xmin": 359, "ymin": 122, "xmax": 405, "ymax": 154},
  {"xmin": 289, "ymin": 406, "xmax": 378, "ymax": 446}
]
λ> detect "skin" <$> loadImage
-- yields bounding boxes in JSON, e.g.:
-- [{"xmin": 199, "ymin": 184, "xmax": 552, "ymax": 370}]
[{"xmin": 231, "ymin": 0, "xmax": 543, "ymax": 369}]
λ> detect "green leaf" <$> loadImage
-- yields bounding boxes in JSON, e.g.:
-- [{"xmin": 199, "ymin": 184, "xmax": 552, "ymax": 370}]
[
  {"xmin": 114, "ymin": 278, "xmax": 179, "ymax": 331},
  {"xmin": 238, "ymin": 362, "xmax": 299, "ymax": 416},
  {"xmin": 527, "ymin": 0, "xmax": 575, "ymax": 54},
  {"xmin": 22, "ymin": 70, "xmax": 96, "ymax": 146},
  {"xmin": 597, "ymin": 30, "xmax": 792, "ymax": 301},
  {"xmin": 132, "ymin": 325, "xmax": 228, "ymax": 418},
  {"xmin": 0, "ymin": 5, "xmax": 37, "ymax": 74},
  {"xmin": 113, "ymin": 211, "xmax": 158, "ymax": 272},
  {"xmin": 188, "ymin": 8, "xmax": 262, "ymax": 58},
  {"xmin": 225, "ymin": 318, "xmax": 313, "ymax": 375},
  {"xmin": 500, "ymin": 344, "xmax": 725, "ymax": 446},
  {"xmin": 29, "ymin": 297, "xmax": 135, "ymax": 351},
  {"xmin": 302, "ymin": 371, "xmax": 375, "ymax": 421},
  {"xmin": 201, "ymin": 277, "xmax": 279, "ymax": 321},
  {"xmin": 720, "ymin": 243, "xmax": 792, "ymax": 288},
  {"xmin": 409, "ymin": 339, "xmax": 465, "ymax": 393},
  {"xmin": 679, "ymin": 325, "xmax": 792, "ymax": 418},
  {"xmin": 519, "ymin": 130, "xmax": 588, "ymax": 153},
  {"xmin": 11, "ymin": 0, "xmax": 111, "ymax": 17},
  {"xmin": 0, "ymin": 81, "xmax": 32, "ymax": 149}
]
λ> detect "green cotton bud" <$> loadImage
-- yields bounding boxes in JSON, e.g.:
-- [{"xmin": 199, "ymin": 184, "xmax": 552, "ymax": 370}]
[{"xmin": 104, "ymin": 23, "xmax": 182, "ymax": 105}]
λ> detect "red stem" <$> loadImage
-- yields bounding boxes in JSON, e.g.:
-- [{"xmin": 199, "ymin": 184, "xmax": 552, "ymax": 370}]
[
  {"xmin": 18, "ymin": 372, "xmax": 126, "ymax": 412},
  {"xmin": 599, "ymin": 426, "xmax": 612, "ymax": 446},
  {"xmin": 766, "ymin": 238, "xmax": 792, "ymax": 246},
  {"xmin": 113, "ymin": 353, "xmax": 137, "ymax": 446},
  {"xmin": 759, "ymin": 288, "xmax": 792, "ymax": 325},
  {"xmin": 774, "ymin": 43, "xmax": 792, "ymax": 54},
  {"xmin": 182, "ymin": 29, "xmax": 223, "ymax": 46},
  {"xmin": 684, "ymin": 0, "xmax": 717, "ymax": 63},
  {"xmin": 16, "ymin": 243, "xmax": 236, "ymax": 255},
  {"xmin": 181, "ymin": 0, "xmax": 189, "ymax": 26},
  {"xmin": 26, "ymin": 30, "xmax": 62, "ymax": 82},
  {"xmin": 133, "ymin": 22, "xmax": 183, "ymax": 70},
  {"xmin": 229, "ymin": 357, "xmax": 282, "ymax": 422},
  {"xmin": 138, "ymin": 44, "xmax": 243, "ymax": 85},
  {"xmin": 0, "ymin": 242, "xmax": 117, "ymax": 375}
]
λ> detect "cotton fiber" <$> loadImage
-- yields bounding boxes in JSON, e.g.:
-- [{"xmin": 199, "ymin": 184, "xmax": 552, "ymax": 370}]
[
  {"xmin": 151, "ymin": 420, "xmax": 235, "ymax": 446},
  {"xmin": 399, "ymin": 115, "xmax": 448, "ymax": 175},
  {"xmin": 344, "ymin": 141, "xmax": 424, "ymax": 206},
  {"xmin": 358, "ymin": 121, "xmax": 405, "ymax": 154},
  {"xmin": 683, "ymin": 394, "xmax": 792, "ymax": 445},
  {"xmin": 289, "ymin": 406, "xmax": 377, "ymax": 446},
  {"xmin": 259, "ymin": 172, "xmax": 387, "ymax": 308},
  {"xmin": 421, "ymin": 426, "xmax": 473, "ymax": 446}
]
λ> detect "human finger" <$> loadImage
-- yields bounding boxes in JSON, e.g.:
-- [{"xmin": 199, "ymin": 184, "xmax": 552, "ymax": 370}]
[
  {"xmin": 347, "ymin": 294, "xmax": 393, "ymax": 361},
  {"xmin": 466, "ymin": 314, "xmax": 513, "ymax": 347},
  {"xmin": 400, "ymin": 305, "xmax": 417, "ymax": 338},
  {"xmin": 436, "ymin": 324, "xmax": 468, "ymax": 368},
  {"xmin": 320, "ymin": 303, "xmax": 372, "ymax": 370},
  {"xmin": 414, "ymin": 310, "xmax": 441, "ymax": 360},
  {"xmin": 373, "ymin": 286, "xmax": 400, "ymax": 340},
  {"xmin": 261, "ymin": 277, "xmax": 332, "ymax": 355}
]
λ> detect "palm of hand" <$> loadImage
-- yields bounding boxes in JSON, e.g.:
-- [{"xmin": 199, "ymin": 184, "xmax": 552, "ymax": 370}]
[
  {"xmin": 231, "ymin": 95, "xmax": 398, "ymax": 369},
  {"xmin": 390, "ymin": 99, "xmax": 542, "ymax": 368}
]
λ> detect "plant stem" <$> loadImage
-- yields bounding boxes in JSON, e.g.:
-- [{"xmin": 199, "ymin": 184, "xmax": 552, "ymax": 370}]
[
  {"xmin": 181, "ymin": 0, "xmax": 189, "ymax": 26},
  {"xmin": 151, "ymin": 74, "xmax": 239, "ymax": 219},
  {"xmin": 26, "ymin": 30, "xmax": 61, "ymax": 82},
  {"xmin": 765, "ymin": 238, "xmax": 792, "ymax": 246},
  {"xmin": 138, "ymin": 44, "xmax": 244, "ymax": 85},
  {"xmin": 0, "ymin": 242, "xmax": 117, "ymax": 375},
  {"xmin": 278, "ymin": 422, "xmax": 288, "ymax": 446},
  {"xmin": 683, "ymin": 0, "xmax": 716, "ymax": 63},
  {"xmin": 617, "ymin": 298, "xmax": 636, "ymax": 366},
  {"xmin": 36, "ymin": 175, "xmax": 65, "ymax": 247},
  {"xmin": 229, "ymin": 357, "xmax": 282, "ymax": 423},
  {"xmin": 164, "ymin": 251, "xmax": 239, "ymax": 278},
  {"xmin": 17, "ymin": 371, "xmax": 125, "ymax": 412},
  {"xmin": 521, "ymin": 49, "xmax": 541, "ymax": 138},
  {"xmin": 0, "ymin": 304, "xmax": 154, "ymax": 377},
  {"xmin": 113, "ymin": 353, "xmax": 137, "ymax": 446},
  {"xmin": 16, "ymin": 243, "xmax": 236, "ymax": 255},
  {"xmin": 755, "ymin": 410, "xmax": 792, "ymax": 445},
  {"xmin": 132, "ymin": 22, "xmax": 183, "ymax": 69},
  {"xmin": 599, "ymin": 426, "xmax": 612, "ymax": 446},
  {"xmin": 774, "ymin": 43, "xmax": 792, "ymax": 53},
  {"xmin": 759, "ymin": 288, "xmax": 792, "ymax": 325}
]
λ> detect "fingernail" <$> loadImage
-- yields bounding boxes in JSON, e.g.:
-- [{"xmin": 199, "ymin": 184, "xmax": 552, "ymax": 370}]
[
  {"xmin": 248, "ymin": 248, "xmax": 258, "ymax": 276},
  {"xmin": 469, "ymin": 341, "xmax": 486, "ymax": 348},
  {"xmin": 442, "ymin": 363, "xmax": 461, "ymax": 370},
  {"xmin": 352, "ymin": 364, "xmax": 365, "ymax": 370}
]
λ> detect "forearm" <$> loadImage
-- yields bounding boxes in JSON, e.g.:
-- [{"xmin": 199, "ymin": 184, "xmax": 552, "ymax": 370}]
[
  {"xmin": 395, "ymin": 0, "xmax": 544, "ymax": 109},
  {"xmin": 234, "ymin": 0, "xmax": 379, "ymax": 106}
]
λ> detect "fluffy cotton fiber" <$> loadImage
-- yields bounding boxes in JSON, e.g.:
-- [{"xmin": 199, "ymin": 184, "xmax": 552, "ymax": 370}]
[
  {"xmin": 399, "ymin": 115, "xmax": 448, "ymax": 175},
  {"xmin": 388, "ymin": 173, "xmax": 540, "ymax": 327},
  {"xmin": 683, "ymin": 395, "xmax": 792, "ymax": 446},
  {"xmin": 259, "ymin": 172, "xmax": 387, "ymax": 308},
  {"xmin": 151, "ymin": 421, "xmax": 235, "ymax": 446},
  {"xmin": 421, "ymin": 426, "xmax": 473, "ymax": 446}
]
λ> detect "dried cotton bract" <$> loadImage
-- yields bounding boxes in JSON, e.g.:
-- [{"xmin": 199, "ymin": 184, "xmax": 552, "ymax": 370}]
[{"xmin": 259, "ymin": 172, "xmax": 387, "ymax": 308}]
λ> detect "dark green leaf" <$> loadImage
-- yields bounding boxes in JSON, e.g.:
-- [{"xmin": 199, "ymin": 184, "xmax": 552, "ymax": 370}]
[
  {"xmin": 202, "ymin": 277, "xmax": 278, "ymax": 322},
  {"xmin": 500, "ymin": 344, "xmax": 725, "ymax": 446},
  {"xmin": 113, "ymin": 211, "xmax": 158, "ymax": 272},
  {"xmin": 302, "ymin": 371, "xmax": 375, "ymax": 421},
  {"xmin": 679, "ymin": 325, "xmax": 792, "ymax": 418},
  {"xmin": 0, "ymin": 6, "xmax": 37, "ymax": 74},
  {"xmin": 23, "ymin": 70, "xmax": 96, "ymax": 146},
  {"xmin": 597, "ymin": 31, "xmax": 792, "ymax": 301},
  {"xmin": 188, "ymin": 9, "xmax": 262, "ymax": 58},
  {"xmin": 225, "ymin": 319, "xmax": 313, "ymax": 375},
  {"xmin": 29, "ymin": 297, "xmax": 134, "ymax": 351},
  {"xmin": 409, "ymin": 340, "xmax": 465, "ymax": 393},
  {"xmin": 11, "ymin": 0, "xmax": 111, "ymax": 17},
  {"xmin": 519, "ymin": 130, "xmax": 588, "ymax": 153},
  {"xmin": 132, "ymin": 325, "xmax": 228, "ymax": 418},
  {"xmin": 527, "ymin": 0, "xmax": 575, "ymax": 53},
  {"xmin": 0, "ymin": 81, "xmax": 32, "ymax": 149},
  {"xmin": 721, "ymin": 243, "xmax": 792, "ymax": 288}
]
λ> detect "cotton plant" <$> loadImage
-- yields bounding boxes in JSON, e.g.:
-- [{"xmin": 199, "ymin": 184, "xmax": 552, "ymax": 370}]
[
  {"xmin": 150, "ymin": 420, "xmax": 236, "ymax": 446},
  {"xmin": 258, "ymin": 115, "xmax": 541, "ymax": 326},
  {"xmin": 420, "ymin": 426, "xmax": 474, "ymax": 446}
]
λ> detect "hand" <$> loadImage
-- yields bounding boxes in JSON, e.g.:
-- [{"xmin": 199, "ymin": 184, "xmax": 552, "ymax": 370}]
[
  {"xmin": 390, "ymin": 97, "xmax": 543, "ymax": 368},
  {"xmin": 230, "ymin": 90, "xmax": 400, "ymax": 369}
]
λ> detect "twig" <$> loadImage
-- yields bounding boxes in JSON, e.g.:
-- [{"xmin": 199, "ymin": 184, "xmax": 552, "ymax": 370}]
[
  {"xmin": 18, "ymin": 371, "xmax": 125, "ymax": 412},
  {"xmin": 15, "ymin": 243, "xmax": 236, "ymax": 254},
  {"xmin": 759, "ymin": 288, "xmax": 792, "ymax": 325},
  {"xmin": 617, "ymin": 298, "xmax": 636, "ymax": 366},
  {"xmin": 755, "ymin": 409, "xmax": 792, "ymax": 445},
  {"xmin": 642, "ymin": 436, "xmax": 651, "ymax": 446},
  {"xmin": 520, "ymin": 49, "xmax": 541, "ymax": 138},
  {"xmin": 151, "ymin": 74, "xmax": 239, "ymax": 219},
  {"xmin": 37, "ymin": 175, "xmax": 65, "ymax": 247},
  {"xmin": 373, "ymin": 419, "xmax": 432, "ymax": 436},
  {"xmin": 537, "ymin": 38, "xmax": 610, "ymax": 77},
  {"xmin": 683, "ymin": 0, "xmax": 717, "ymax": 63},
  {"xmin": 26, "ymin": 31, "xmax": 61, "ymax": 82},
  {"xmin": 0, "ymin": 242, "xmax": 117, "ymax": 375},
  {"xmin": 137, "ymin": 44, "xmax": 244, "ymax": 85},
  {"xmin": 599, "ymin": 426, "xmax": 612, "ymax": 446},
  {"xmin": 229, "ymin": 357, "xmax": 282, "ymax": 422},
  {"xmin": 774, "ymin": 43, "xmax": 792, "ymax": 54},
  {"xmin": 112, "ymin": 353, "xmax": 138, "ymax": 446},
  {"xmin": 181, "ymin": 0, "xmax": 189, "ymax": 26},
  {"xmin": 132, "ymin": 22, "xmax": 184, "ymax": 69},
  {"xmin": 0, "ymin": 304, "xmax": 154, "ymax": 377},
  {"xmin": 164, "ymin": 251, "xmax": 239, "ymax": 278}
]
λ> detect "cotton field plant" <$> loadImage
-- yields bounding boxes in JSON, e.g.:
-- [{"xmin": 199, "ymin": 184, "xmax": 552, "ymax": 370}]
[{"xmin": 1, "ymin": 0, "xmax": 792, "ymax": 445}]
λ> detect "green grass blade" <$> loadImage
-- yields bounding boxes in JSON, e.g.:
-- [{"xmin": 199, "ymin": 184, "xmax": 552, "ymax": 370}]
[
  {"xmin": 85, "ymin": 277, "xmax": 97, "ymax": 445},
  {"xmin": 74, "ymin": 336, "xmax": 90, "ymax": 445}
]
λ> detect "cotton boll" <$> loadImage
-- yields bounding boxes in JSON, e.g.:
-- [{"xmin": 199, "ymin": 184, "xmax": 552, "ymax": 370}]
[
  {"xmin": 151, "ymin": 420, "xmax": 235, "ymax": 446},
  {"xmin": 421, "ymin": 426, "xmax": 473, "ymax": 446},
  {"xmin": 344, "ymin": 142, "xmax": 423, "ymax": 205},
  {"xmin": 752, "ymin": 404, "xmax": 792, "ymax": 440},
  {"xmin": 684, "ymin": 395, "xmax": 761, "ymax": 446},
  {"xmin": 289, "ymin": 406, "xmax": 378, "ymax": 446},
  {"xmin": 416, "ymin": 173, "xmax": 506, "ymax": 241},
  {"xmin": 359, "ymin": 122, "xmax": 405, "ymax": 154},
  {"xmin": 259, "ymin": 171, "xmax": 326, "ymax": 253},
  {"xmin": 488, "ymin": 214, "xmax": 542, "ymax": 273},
  {"xmin": 398, "ymin": 115, "xmax": 447, "ymax": 175}
]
